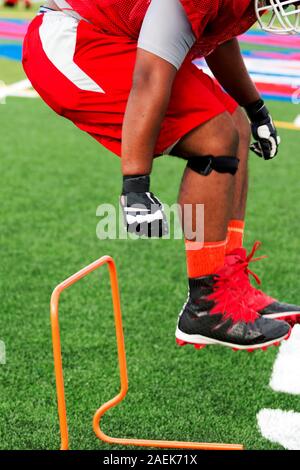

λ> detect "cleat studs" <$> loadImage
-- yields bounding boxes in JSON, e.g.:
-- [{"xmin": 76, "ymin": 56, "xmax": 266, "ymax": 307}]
[
  {"xmin": 285, "ymin": 316, "xmax": 297, "ymax": 327},
  {"xmin": 194, "ymin": 344, "xmax": 206, "ymax": 350},
  {"xmin": 247, "ymin": 348, "xmax": 255, "ymax": 353},
  {"xmin": 261, "ymin": 346, "xmax": 268, "ymax": 351},
  {"xmin": 274, "ymin": 341, "xmax": 280, "ymax": 347},
  {"xmin": 176, "ymin": 339, "xmax": 186, "ymax": 347},
  {"xmin": 285, "ymin": 329, "xmax": 292, "ymax": 341},
  {"xmin": 232, "ymin": 348, "xmax": 239, "ymax": 352}
]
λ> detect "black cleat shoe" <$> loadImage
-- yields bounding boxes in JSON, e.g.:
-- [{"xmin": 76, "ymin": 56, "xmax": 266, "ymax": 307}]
[
  {"xmin": 258, "ymin": 301, "xmax": 300, "ymax": 324},
  {"xmin": 175, "ymin": 270, "xmax": 291, "ymax": 352},
  {"xmin": 225, "ymin": 243, "xmax": 300, "ymax": 326}
]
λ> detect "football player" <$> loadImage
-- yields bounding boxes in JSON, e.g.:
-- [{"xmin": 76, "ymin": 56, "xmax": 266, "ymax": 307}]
[{"xmin": 23, "ymin": 0, "xmax": 300, "ymax": 351}]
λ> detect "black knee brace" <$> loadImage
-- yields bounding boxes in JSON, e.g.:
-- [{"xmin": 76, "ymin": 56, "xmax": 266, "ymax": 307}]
[{"xmin": 187, "ymin": 156, "xmax": 240, "ymax": 176}]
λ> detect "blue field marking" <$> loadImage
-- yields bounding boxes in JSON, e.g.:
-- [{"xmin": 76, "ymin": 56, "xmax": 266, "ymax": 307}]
[
  {"xmin": 260, "ymin": 93, "xmax": 292, "ymax": 102},
  {"xmin": 243, "ymin": 29, "xmax": 269, "ymax": 36},
  {"xmin": 241, "ymin": 49, "xmax": 297, "ymax": 57},
  {"xmin": 0, "ymin": 17, "xmax": 28, "ymax": 24},
  {"xmin": 0, "ymin": 43, "xmax": 22, "ymax": 60}
]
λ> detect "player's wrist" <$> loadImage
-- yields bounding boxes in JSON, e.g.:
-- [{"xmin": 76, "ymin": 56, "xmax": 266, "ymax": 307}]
[
  {"xmin": 244, "ymin": 99, "xmax": 270, "ymax": 124},
  {"xmin": 122, "ymin": 174, "xmax": 150, "ymax": 194},
  {"xmin": 246, "ymin": 98, "xmax": 280, "ymax": 161}
]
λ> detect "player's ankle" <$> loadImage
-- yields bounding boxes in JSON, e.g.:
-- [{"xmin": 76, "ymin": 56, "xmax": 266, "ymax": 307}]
[
  {"xmin": 226, "ymin": 219, "xmax": 245, "ymax": 254},
  {"xmin": 185, "ymin": 239, "xmax": 226, "ymax": 279}
]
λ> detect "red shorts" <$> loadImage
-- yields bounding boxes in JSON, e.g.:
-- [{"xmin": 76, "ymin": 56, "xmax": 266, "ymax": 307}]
[{"xmin": 22, "ymin": 11, "xmax": 238, "ymax": 157}]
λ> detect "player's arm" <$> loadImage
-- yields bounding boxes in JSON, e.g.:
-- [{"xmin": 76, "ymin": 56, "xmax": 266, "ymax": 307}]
[
  {"xmin": 121, "ymin": 50, "xmax": 177, "ymax": 176},
  {"xmin": 206, "ymin": 38, "xmax": 280, "ymax": 159},
  {"xmin": 120, "ymin": 0, "xmax": 195, "ymax": 237},
  {"xmin": 122, "ymin": 0, "xmax": 195, "ymax": 175},
  {"xmin": 205, "ymin": 38, "xmax": 259, "ymax": 107},
  {"xmin": 120, "ymin": 52, "xmax": 177, "ymax": 238}
]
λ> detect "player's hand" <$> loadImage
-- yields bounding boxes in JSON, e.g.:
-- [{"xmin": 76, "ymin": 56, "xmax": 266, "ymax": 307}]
[
  {"xmin": 120, "ymin": 175, "xmax": 168, "ymax": 238},
  {"xmin": 245, "ymin": 99, "xmax": 280, "ymax": 160}
]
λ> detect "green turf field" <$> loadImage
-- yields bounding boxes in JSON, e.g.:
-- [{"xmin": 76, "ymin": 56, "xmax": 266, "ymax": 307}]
[
  {"xmin": 0, "ymin": 3, "xmax": 38, "ymax": 19},
  {"xmin": 1, "ymin": 7, "xmax": 300, "ymax": 452},
  {"xmin": 1, "ymin": 92, "xmax": 300, "ymax": 451},
  {"xmin": 0, "ymin": 58, "xmax": 25, "ymax": 83}
]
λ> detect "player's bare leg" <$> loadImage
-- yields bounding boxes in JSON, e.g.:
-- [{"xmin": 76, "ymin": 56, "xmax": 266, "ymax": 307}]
[
  {"xmin": 174, "ymin": 112, "xmax": 238, "ymax": 242},
  {"xmin": 175, "ymin": 107, "xmax": 250, "ymax": 232},
  {"xmin": 172, "ymin": 112, "xmax": 290, "ymax": 351},
  {"xmin": 231, "ymin": 107, "xmax": 250, "ymax": 221}
]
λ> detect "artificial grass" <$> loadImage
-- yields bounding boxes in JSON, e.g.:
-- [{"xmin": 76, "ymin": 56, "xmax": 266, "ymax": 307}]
[
  {"xmin": 1, "ymin": 95, "xmax": 300, "ymax": 450},
  {"xmin": 0, "ymin": 58, "xmax": 24, "ymax": 83},
  {"xmin": 0, "ymin": 4, "xmax": 38, "ymax": 19}
]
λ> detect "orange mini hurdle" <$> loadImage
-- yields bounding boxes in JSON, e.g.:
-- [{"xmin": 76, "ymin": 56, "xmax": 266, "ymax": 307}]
[{"xmin": 50, "ymin": 255, "xmax": 243, "ymax": 450}]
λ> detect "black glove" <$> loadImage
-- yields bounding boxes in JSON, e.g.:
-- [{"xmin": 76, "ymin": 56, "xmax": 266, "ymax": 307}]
[
  {"xmin": 120, "ymin": 175, "xmax": 168, "ymax": 238},
  {"xmin": 245, "ymin": 99, "xmax": 280, "ymax": 160}
]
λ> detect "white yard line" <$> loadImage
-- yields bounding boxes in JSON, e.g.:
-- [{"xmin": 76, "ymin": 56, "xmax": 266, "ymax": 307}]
[
  {"xmin": 197, "ymin": 63, "xmax": 300, "ymax": 87},
  {"xmin": 257, "ymin": 409, "xmax": 300, "ymax": 450},
  {"xmin": 270, "ymin": 325, "xmax": 300, "ymax": 395},
  {"xmin": 244, "ymin": 57, "xmax": 300, "ymax": 76},
  {"xmin": 0, "ymin": 79, "xmax": 38, "ymax": 101},
  {"xmin": 257, "ymin": 326, "xmax": 300, "ymax": 449},
  {"xmin": 195, "ymin": 56, "xmax": 300, "ymax": 87},
  {"xmin": 294, "ymin": 116, "xmax": 300, "ymax": 127}
]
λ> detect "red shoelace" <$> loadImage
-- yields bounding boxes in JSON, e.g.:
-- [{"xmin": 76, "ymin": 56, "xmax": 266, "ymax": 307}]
[
  {"xmin": 226, "ymin": 242, "xmax": 275, "ymax": 312},
  {"xmin": 207, "ymin": 248, "xmax": 261, "ymax": 323}
]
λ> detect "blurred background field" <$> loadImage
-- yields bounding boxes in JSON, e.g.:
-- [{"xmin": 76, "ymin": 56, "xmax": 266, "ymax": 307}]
[{"xmin": 1, "ymin": 3, "xmax": 300, "ymax": 450}]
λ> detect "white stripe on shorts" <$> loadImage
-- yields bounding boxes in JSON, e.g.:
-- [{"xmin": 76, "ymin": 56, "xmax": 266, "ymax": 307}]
[{"xmin": 39, "ymin": 12, "xmax": 105, "ymax": 94}]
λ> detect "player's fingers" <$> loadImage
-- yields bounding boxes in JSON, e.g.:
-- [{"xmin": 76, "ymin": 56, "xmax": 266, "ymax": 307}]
[
  {"xmin": 261, "ymin": 140, "xmax": 272, "ymax": 159},
  {"xmin": 127, "ymin": 219, "xmax": 168, "ymax": 238},
  {"xmin": 260, "ymin": 137, "xmax": 278, "ymax": 159},
  {"xmin": 251, "ymin": 138, "xmax": 279, "ymax": 159},
  {"xmin": 250, "ymin": 142, "xmax": 263, "ymax": 157},
  {"xmin": 269, "ymin": 136, "xmax": 278, "ymax": 158}
]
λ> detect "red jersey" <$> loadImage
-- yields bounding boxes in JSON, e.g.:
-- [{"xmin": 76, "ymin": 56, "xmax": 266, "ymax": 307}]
[
  {"xmin": 55, "ymin": 0, "xmax": 256, "ymax": 57},
  {"xmin": 180, "ymin": 0, "xmax": 257, "ymax": 57}
]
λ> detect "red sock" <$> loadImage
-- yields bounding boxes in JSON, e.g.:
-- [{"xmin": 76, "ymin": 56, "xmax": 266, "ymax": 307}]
[
  {"xmin": 226, "ymin": 219, "xmax": 245, "ymax": 254},
  {"xmin": 185, "ymin": 240, "xmax": 226, "ymax": 278}
]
